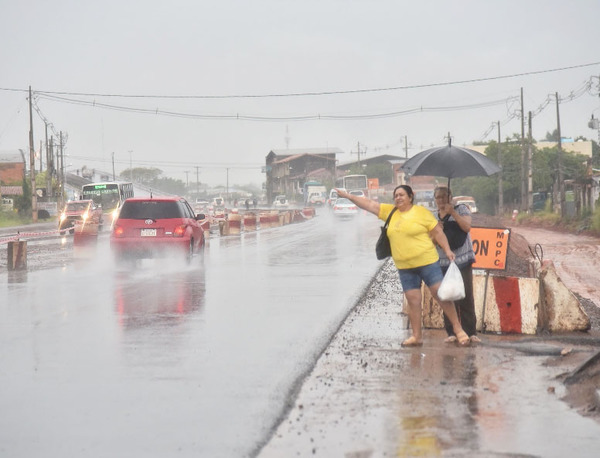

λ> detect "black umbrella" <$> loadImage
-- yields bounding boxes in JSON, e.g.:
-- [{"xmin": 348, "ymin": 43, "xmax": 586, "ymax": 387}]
[{"xmin": 402, "ymin": 138, "xmax": 501, "ymax": 189}]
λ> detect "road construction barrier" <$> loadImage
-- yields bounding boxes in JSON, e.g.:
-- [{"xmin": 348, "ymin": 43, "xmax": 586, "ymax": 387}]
[
  {"xmin": 421, "ymin": 265, "xmax": 590, "ymax": 334},
  {"xmin": 243, "ymin": 213, "xmax": 257, "ymax": 231},
  {"xmin": 73, "ymin": 222, "xmax": 99, "ymax": 248},
  {"xmin": 422, "ymin": 273, "xmax": 540, "ymax": 334},
  {"xmin": 228, "ymin": 214, "xmax": 242, "ymax": 235},
  {"xmin": 539, "ymin": 260, "xmax": 590, "ymax": 332},
  {"xmin": 302, "ymin": 207, "xmax": 315, "ymax": 219}
]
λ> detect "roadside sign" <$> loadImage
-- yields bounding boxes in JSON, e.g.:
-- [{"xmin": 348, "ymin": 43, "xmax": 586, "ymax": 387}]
[{"xmin": 471, "ymin": 227, "xmax": 511, "ymax": 270}]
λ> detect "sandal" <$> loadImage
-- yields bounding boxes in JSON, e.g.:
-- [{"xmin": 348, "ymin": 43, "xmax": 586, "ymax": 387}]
[
  {"xmin": 456, "ymin": 330, "xmax": 471, "ymax": 347},
  {"xmin": 401, "ymin": 336, "xmax": 423, "ymax": 348}
]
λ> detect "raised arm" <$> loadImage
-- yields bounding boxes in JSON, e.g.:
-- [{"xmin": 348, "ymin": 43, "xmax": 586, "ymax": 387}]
[{"xmin": 335, "ymin": 188, "xmax": 380, "ymax": 216}]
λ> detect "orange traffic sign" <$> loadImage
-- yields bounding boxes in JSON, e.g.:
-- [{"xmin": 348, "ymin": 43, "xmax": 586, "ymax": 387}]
[{"xmin": 471, "ymin": 227, "xmax": 511, "ymax": 271}]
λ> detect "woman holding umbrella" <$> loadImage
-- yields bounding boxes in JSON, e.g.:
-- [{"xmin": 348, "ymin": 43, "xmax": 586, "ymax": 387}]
[
  {"xmin": 433, "ymin": 186, "xmax": 479, "ymax": 344},
  {"xmin": 335, "ymin": 185, "xmax": 470, "ymax": 347}
]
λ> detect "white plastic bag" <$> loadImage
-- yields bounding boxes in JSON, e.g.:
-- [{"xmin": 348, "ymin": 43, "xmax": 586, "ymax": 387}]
[{"xmin": 437, "ymin": 261, "xmax": 465, "ymax": 301}]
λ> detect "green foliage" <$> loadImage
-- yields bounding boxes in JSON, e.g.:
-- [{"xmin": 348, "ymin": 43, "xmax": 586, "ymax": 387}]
[
  {"xmin": 0, "ymin": 209, "xmax": 31, "ymax": 227},
  {"xmin": 592, "ymin": 210, "xmax": 600, "ymax": 232},
  {"xmin": 451, "ymin": 140, "xmax": 594, "ymax": 216},
  {"xmin": 149, "ymin": 176, "xmax": 187, "ymax": 195},
  {"xmin": 13, "ymin": 179, "xmax": 31, "ymax": 214},
  {"xmin": 363, "ymin": 163, "xmax": 393, "ymax": 185},
  {"xmin": 120, "ymin": 167, "xmax": 162, "ymax": 184}
]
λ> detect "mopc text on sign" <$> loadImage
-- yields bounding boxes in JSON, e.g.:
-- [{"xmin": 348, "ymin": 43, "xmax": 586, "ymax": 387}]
[{"xmin": 470, "ymin": 227, "xmax": 511, "ymax": 271}]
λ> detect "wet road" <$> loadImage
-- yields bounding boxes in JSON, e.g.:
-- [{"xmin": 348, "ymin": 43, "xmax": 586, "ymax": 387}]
[{"xmin": 0, "ymin": 213, "xmax": 381, "ymax": 457}]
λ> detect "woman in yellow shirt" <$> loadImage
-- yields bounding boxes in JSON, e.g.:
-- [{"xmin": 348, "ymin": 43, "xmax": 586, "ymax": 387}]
[{"xmin": 336, "ymin": 185, "xmax": 470, "ymax": 347}]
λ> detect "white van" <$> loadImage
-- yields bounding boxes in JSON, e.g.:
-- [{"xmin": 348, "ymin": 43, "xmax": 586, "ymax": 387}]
[
  {"xmin": 327, "ymin": 188, "xmax": 345, "ymax": 207},
  {"xmin": 453, "ymin": 196, "xmax": 478, "ymax": 213}
]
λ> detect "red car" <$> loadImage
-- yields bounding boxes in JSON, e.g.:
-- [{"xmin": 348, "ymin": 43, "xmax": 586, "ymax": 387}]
[
  {"xmin": 58, "ymin": 199, "xmax": 103, "ymax": 233},
  {"xmin": 110, "ymin": 196, "xmax": 208, "ymax": 261}
]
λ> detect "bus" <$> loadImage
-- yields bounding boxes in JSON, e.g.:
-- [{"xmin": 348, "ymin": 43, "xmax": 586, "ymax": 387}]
[
  {"xmin": 81, "ymin": 181, "xmax": 134, "ymax": 226},
  {"xmin": 335, "ymin": 174, "xmax": 368, "ymax": 193}
]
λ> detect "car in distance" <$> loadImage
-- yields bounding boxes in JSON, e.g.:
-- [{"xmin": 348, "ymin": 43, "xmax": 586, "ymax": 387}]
[
  {"xmin": 332, "ymin": 198, "xmax": 358, "ymax": 217},
  {"xmin": 348, "ymin": 189, "xmax": 365, "ymax": 198},
  {"xmin": 110, "ymin": 196, "xmax": 207, "ymax": 261},
  {"xmin": 452, "ymin": 195, "xmax": 478, "ymax": 214},
  {"xmin": 58, "ymin": 200, "xmax": 103, "ymax": 233},
  {"xmin": 327, "ymin": 188, "xmax": 345, "ymax": 208}
]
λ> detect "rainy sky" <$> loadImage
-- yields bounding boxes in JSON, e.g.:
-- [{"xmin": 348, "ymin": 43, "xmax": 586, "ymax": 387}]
[{"xmin": 1, "ymin": 0, "xmax": 599, "ymax": 186}]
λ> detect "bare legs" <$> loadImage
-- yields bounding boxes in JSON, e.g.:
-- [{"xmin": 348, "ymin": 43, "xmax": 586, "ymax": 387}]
[{"xmin": 403, "ymin": 283, "xmax": 469, "ymax": 346}]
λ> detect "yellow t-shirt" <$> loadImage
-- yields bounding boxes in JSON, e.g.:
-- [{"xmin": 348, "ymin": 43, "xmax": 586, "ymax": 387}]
[{"xmin": 379, "ymin": 203, "xmax": 440, "ymax": 269}]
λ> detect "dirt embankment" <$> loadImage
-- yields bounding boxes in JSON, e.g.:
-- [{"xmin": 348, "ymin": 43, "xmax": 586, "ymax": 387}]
[{"xmin": 474, "ymin": 213, "xmax": 600, "ymax": 421}]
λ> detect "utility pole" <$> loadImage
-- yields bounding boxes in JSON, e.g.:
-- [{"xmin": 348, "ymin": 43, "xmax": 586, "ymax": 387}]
[
  {"xmin": 497, "ymin": 121, "xmax": 503, "ymax": 214},
  {"xmin": 195, "ymin": 166, "xmax": 200, "ymax": 195},
  {"xmin": 527, "ymin": 111, "xmax": 533, "ymax": 212},
  {"xmin": 520, "ymin": 87, "xmax": 527, "ymax": 211},
  {"xmin": 404, "ymin": 135, "xmax": 409, "ymax": 158},
  {"xmin": 226, "ymin": 168, "xmax": 230, "ymax": 203},
  {"xmin": 351, "ymin": 142, "xmax": 364, "ymax": 168},
  {"xmin": 47, "ymin": 136, "xmax": 54, "ymax": 197},
  {"xmin": 45, "ymin": 122, "xmax": 52, "ymax": 197},
  {"xmin": 59, "ymin": 131, "xmax": 64, "ymax": 209},
  {"xmin": 556, "ymin": 92, "xmax": 566, "ymax": 218},
  {"xmin": 112, "ymin": 152, "xmax": 116, "ymax": 180},
  {"xmin": 28, "ymin": 86, "xmax": 38, "ymax": 222}
]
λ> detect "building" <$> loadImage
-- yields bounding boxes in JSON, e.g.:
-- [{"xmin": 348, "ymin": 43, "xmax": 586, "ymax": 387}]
[
  {"xmin": 265, "ymin": 148, "xmax": 341, "ymax": 203},
  {"xmin": 0, "ymin": 149, "xmax": 26, "ymax": 185}
]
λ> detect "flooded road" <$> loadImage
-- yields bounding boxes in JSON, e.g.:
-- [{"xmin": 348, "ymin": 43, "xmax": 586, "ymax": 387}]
[
  {"xmin": 0, "ymin": 213, "xmax": 381, "ymax": 457},
  {"xmin": 2, "ymin": 217, "xmax": 600, "ymax": 457}
]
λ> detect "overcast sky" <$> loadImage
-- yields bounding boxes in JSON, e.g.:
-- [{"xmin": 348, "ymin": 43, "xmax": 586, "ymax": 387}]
[{"xmin": 1, "ymin": 0, "xmax": 599, "ymax": 187}]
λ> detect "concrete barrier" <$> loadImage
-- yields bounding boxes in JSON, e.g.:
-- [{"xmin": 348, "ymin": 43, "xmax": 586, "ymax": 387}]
[
  {"xmin": 302, "ymin": 207, "xmax": 315, "ymax": 219},
  {"xmin": 7, "ymin": 241, "xmax": 27, "ymax": 270},
  {"xmin": 228, "ymin": 214, "xmax": 242, "ymax": 235},
  {"xmin": 422, "ymin": 273, "xmax": 540, "ymax": 334},
  {"xmin": 243, "ymin": 213, "xmax": 257, "ymax": 231},
  {"xmin": 73, "ymin": 222, "xmax": 99, "ymax": 248},
  {"xmin": 539, "ymin": 260, "xmax": 590, "ymax": 332},
  {"xmin": 421, "ymin": 265, "xmax": 590, "ymax": 334}
]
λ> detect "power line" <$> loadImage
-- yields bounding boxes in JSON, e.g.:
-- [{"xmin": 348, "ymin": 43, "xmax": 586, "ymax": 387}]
[
  {"xmin": 34, "ymin": 92, "xmax": 519, "ymax": 122},
  {"xmin": 2, "ymin": 61, "xmax": 598, "ymax": 99}
]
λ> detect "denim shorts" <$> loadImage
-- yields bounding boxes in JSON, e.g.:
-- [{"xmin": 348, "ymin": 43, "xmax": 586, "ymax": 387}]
[{"xmin": 397, "ymin": 261, "xmax": 444, "ymax": 291}]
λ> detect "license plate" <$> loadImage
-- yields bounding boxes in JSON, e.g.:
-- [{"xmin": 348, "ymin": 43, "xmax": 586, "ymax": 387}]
[{"xmin": 140, "ymin": 228, "xmax": 157, "ymax": 237}]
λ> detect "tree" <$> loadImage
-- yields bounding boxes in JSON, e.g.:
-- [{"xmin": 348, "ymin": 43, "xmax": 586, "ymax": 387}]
[
  {"xmin": 149, "ymin": 176, "xmax": 186, "ymax": 195},
  {"xmin": 363, "ymin": 163, "xmax": 394, "ymax": 185},
  {"xmin": 544, "ymin": 129, "xmax": 560, "ymax": 142},
  {"xmin": 120, "ymin": 167, "xmax": 162, "ymax": 184}
]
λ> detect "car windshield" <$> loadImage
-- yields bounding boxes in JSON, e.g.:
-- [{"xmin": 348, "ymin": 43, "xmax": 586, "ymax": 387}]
[
  {"xmin": 335, "ymin": 198, "xmax": 351, "ymax": 205},
  {"xmin": 119, "ymin": 201, "xmax": 183, "ymax": 219},
  {"xmin": 65, "ymin": 202, "xmax": 90, "ymax": 212}
]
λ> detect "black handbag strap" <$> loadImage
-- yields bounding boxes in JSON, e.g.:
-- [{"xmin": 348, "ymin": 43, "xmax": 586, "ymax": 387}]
[{"xmin": 383, "ymin": 207, "xmax": 396, "ymax": 228}]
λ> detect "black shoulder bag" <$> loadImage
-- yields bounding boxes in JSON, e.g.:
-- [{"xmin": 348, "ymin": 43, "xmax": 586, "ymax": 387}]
[
  {"xmin": 441, "ymin": 208, "xmax": 468, "ymax": 251},
  {"xmin": 375, "ymin": 208, "xmax": 397, "ymax": 260}
]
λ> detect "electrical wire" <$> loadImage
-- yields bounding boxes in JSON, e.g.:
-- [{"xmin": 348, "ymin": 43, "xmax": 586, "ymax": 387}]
[{"xmin": 2, "ymin": 61, "xmax": 598, "ymax": 99}]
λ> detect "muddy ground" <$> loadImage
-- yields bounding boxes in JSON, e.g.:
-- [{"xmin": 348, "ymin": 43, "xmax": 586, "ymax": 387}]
[{"xmin": 475, "ymin": 214, "xmax": 600, "ymax": 422}]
